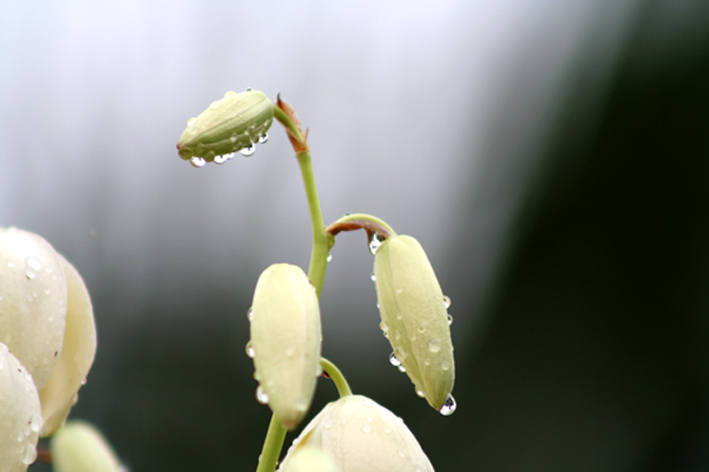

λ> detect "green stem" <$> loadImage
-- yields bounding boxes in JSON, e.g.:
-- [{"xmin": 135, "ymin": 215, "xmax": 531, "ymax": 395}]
[
  {"xmin": 320, "ymin": 358, "xmax": 352, "ymax": 397},
  {"xmin": 296, "ymin": 150, "xmax": 335, "ymax": 298},
  {"xmin": 255, "ymin": 414, "xmax": 288, "ymax": 472}
]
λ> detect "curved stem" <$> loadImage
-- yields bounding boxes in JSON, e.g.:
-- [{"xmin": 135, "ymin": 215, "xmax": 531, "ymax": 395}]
[
  {"xmin": 255, "ymin": 414, "xmax": 288, "ymax": 472},
  {"xmin": 320, "ymin": 358, "xmax": 352, "ymax": 397},
  {"xmin": 325, "ymin": 213, "xmax": 398, "ymax": 239}
]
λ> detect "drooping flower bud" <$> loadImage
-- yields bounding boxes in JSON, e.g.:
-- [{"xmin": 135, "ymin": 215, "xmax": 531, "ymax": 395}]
[
  {"xmin": 0, "ymin": 227, "xmax": 68, "ymax": 390},
  {"xmin": 39, "ymin": 255, "xmax": 97, "ymax": 436},
  {"xmin": 281, "ymin": 446, "xmax": 339, "ymax": 472},
  {"xmin": 249, "ymin": 263, "xmax": 321, "ymax": 429},
  {"xmin": 374, "ymin": 235, "xmax": 455, "ymax": 414},
  {"xmin": 177, "ymin": 89, "xmax": 274, "ymax": 164},
  {"xmin": 51, "ymin": 421, "xmax": 122, "ymax": 472},
  {"xmin": 0, "ymin": 342, "xmax": 43, "ymax": 472},
  {"xmin": 278, "ymin": 395, "xmax": 434, "ymax": 472}
]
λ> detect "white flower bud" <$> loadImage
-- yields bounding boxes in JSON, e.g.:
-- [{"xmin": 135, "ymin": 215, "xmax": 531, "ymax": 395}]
[
  {"xmin": 39, "ymin": 255, "xmax": 97, "ymax": 436},
  {"xmin": 281, "ymin": 445, "xmax": 339, "ymax": 472},
  {"xmin": 51, "ymin": 421, "xmax": 122, "ymax": 472},
  {"xmin": 249, "ymin": 263, "xmax": 321, "ymax": 429},
  {"xmin": 177, "ymin": 89, "xmax": 274, "ymax": 163},
  {"xmin": 374, "ymin": 235, "xmax": 455, "ymax": 413},
  {"xmin": 0, "ymin": 227, "xmax": 68, "ymax": 390},
  {"xmin": 0, "ymin": 342, "xmax": 43, "ymax": 472},
  {"xmin": 279, "ymin": 395, "xmax": 434, "ymax": 472}
]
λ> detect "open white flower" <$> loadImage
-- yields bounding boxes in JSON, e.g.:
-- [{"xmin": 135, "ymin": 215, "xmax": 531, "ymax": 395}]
[
  {"xmin": 279, "ymin": 395, "xmax": 434, "ymax": 472},
  {"xmin": 249, "ymin": 263, "xmax": 322, "ymax": 429},
  {"xmin": 374, "ymin": 235, "xmax": 455, "ymax": 414}
]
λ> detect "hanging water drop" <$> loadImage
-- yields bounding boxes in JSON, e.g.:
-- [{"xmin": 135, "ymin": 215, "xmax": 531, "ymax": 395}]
[
  {"xmin": 247, "ymin": 308, "xmax": 253, "ymax": 321},
  {"xmin": 190, "ymin": 157, "xmax": 207, "ymax": 168},
  {"xmin": 245, "ymin": 341, "xmax": 255, "ymax": 358},
  {"xmin": 256, "ymin": 385, "xmax": 269, "ymax": 404},
  {"xmin": 214, "ymin": 152, "xmax": 235, "ymax": 164},
  {"xmin": 388, "ymin": 352, "xmax": 401, "ymax": 367},
  {"xmin": 438, "ymin": 395, "xmax": 457, "ymax": 416},
  {"xmin": 370, "ymin": 273, "xmax": 376, "ymax": 282},
  {"xmin": 447, "ymin": 314, "xmax": 454, "ymax": 326},
  {"xmin": 258, "ymin": 133, "xmax": 269, "ymax": 144},
  {"xmin": 443, "ymin": 295, "xmax": 451, "ymax": 309},
  {"xmin": 415, "ymin": 388, "xmax": 425, "ymax": 398},
  {"xmin": 398, "ymin": 365, "xmax": 406, "ymax": 373},
  {"xmin": 240, "ymin": 144, "xmax": 256, "ymax": 156},
  {"xmin": 368, "ymin": 233, "xmax": 385, "ymax": 255}
]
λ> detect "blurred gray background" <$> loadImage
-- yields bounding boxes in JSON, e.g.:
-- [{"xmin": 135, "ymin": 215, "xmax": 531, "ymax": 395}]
[{"xmin": 2, "ymin": 1, "xmax": 709, "ymax": 470}]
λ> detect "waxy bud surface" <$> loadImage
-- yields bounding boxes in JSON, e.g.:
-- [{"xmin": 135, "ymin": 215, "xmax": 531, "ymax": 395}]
[
  {"xmin": 51, "ymin": 421, "xmax": 122, "ymax": 472},
  {"xmin": 177, "ymin": 89, "xmax": 273, "ymax": 162},
  {"xmin": 374, "ymin": 235, "xmax": 455, "ymax": 412},
  {"xmin": 279, "ymin": 395, "xmax": 434, "ymax": 472},
  {"xmin": 281, "ymin": 445, "xmax": 339, "ymax": 472},
  {"xmin": 249, "ymin": 263, "xmax": 321, "ymax": 429}
]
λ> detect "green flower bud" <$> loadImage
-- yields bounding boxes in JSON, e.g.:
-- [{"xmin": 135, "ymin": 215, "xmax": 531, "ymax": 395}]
[
  {"xmin": 279, "ymin": 395, "xmax": 434, "ymax": 472},
  {"xmin": 177, "ymin": 89, "xmax": 274, "ymax": 164},
  {"xmin": 39, "ymin": 255, "xmax": 97, "ymax": 436},
  {"xmin": 51, "ymin": 421, "xmax": 122, "ymax": 472},
  {"xmin": 374, "ymin": 235, "xmax": 455, "ymax": 414},
  {"xmin": 249, "ymin": 263, "xmax": 321, "ymax": 430},
  {"xmin": 0, "ymin": 227, "xmax": 68, "ymax": 390},
  {"xmin": 0, "ymin": 342, "xmax": 43, "ymax": 471},
  {"xmin": 281, "ymin": 446, "xmax": 339, "ymax": 472}
]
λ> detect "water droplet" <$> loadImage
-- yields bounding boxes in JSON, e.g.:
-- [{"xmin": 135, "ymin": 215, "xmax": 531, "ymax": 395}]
[
  {"xmin": 22, "ymin": 443, "xmax": 37, "ymax": 465},
  {"xmin": 26, "ymin": 257, "xmax": 42, "ymax": 271},
  {"xmin": 398, "ymin": 365, "xmax": 406, "ymax": 373},
  {"xmin": 417, "ymin": 322, "xmax": 427, "ymax": 333},
  {"xmin": 388, "ymin": 352, "xmax": 401, "ymax": 367},
  {"xmin": 245, "ymin": 87, "xmax": 253, "ymax": 91},
  {"xmin": 258, "ymin": 133, "xmax": 269, "ymax": 144},
  {"xmin": 398, "ymin": 449, "xmax": 407, "ymax": 458},
  {"xmin": 245, "ymin": 341, "xmax": 255, "ymax": 358},
  {"xmin": 438, "ymin": 395, "xmax": 457, "ymax": 416},
  {"xmin": 440, "ymin": 361, "xmax": 451, "ymax": 371},
  {"xmin": 187, "ymin": 117, "xmax": 197, "ymax": 126},
  {"xmin": 370, "ymin": 273, "xmax": 376, "ymax": 282},
  {"xmin": 447, "ymin": 314, "xmax": 454, "ymax": 326},
  {"xmin": 443, "ymin": 295, "xmax": 451, "ymax": 309},
  {"xmin": 225, "ymin": 91, "xmax": 238, "ymax": 98},
  {"xmin": 43, "ymin": 288, "xmax": 51, "ymax": 295},
  {"xmin": 214, "ymin": 153, "xmax": 235, "ymax": 164},
  {"xmin": 247, "ymin": 309, "xmax": 253, "ymax": 321},
  {"xmin": 240, "ymin": 144, "xmax": 256, "ymax": 157},
  {"xmin": 361, "ymin": 424, "xmax": 372, "ymax": 433},
  {"xmin": 25, "ymin": 269, "xmax": 36, "ymax": 280},
  {"xmin": 323, "ymin": 418, "xmax": 333, "ymax": 429},
  {"xmin": 256, "ymin": 386, "xmax": 269, "ymax": 404},
  {"xmin": 428, "ymin": 338, "xmax": 441, "ymax": 353},
  {"xmin": 368, "ymin": 233, "xmax": 385, "ymax": 255},
  {"xmin": 326, "ymin": 252, "xmax": 333, "ymax": 263},
  {"xmin": 190, "ymin": 157, "xmax": 207, "ymax": 168},
  {"xmin": 285, "ymin": 346, "xmax": 295, "ymax": 357},
  {"xmin": 416, "ymin": 388, "xmax": 425, "ymax": 398},
  {"xmin": 423, "ymin": 358, "xmax": 431, "ymax": 367},
  {"xmin": 295, "ymin": 397, "xmax": 308, "ymax": 412},
  {"xmin": 29, "ymin": 413, "xmax": 44, "ymax": 433},
  {"xmin": 363, "ymin": 398, "xmax": 374, "ymax": 407}
]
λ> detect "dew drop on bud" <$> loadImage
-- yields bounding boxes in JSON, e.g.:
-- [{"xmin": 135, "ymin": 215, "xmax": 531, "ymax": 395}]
[
  {"xmin": 368, "ymin": 233, "xmax": 384, "ymax": 255},
  {"xmin": 438, "ymin": 395, "xmax": 457, "ymax": 416},
  {"xmin": 428, "ymin": 338, "xmax": 441, "ymax": 353},
  {"xmin": 245, "ymin": 341, "xmax": 255, "ymax": 358},
  {"xmin": 447, "ymin": 314, "xmax": 454, "ymax": 326},
  {"xmin": 256, "ymin": 385, "xmax": 270, "ymax": 404},
  {"xmin": 388, "ymin": 352, "xmax": 401, "ymax": 367},
  {"xmin": 190, "ymin": 157, "xmax": 207, "ymax": 168},
  {"xmin": 443, "ymin": 295, "xmax": 451, "ymax": 309},
  {"xmin": 258, "ymin": 133, "xmax": 269, "ymax": 144},
  {"xmin": 245, "ymin": 87, "xmax": 253, "ymax": 91},
  {"xmin": 240, "ymin": 144, "xmax": 256, "ymax": 156}
]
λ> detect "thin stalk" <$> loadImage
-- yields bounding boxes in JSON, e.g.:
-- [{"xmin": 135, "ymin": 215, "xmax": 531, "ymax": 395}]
[
  {"xmin": 320, "ymin": 358, "xmax": 352, "ymax": 397},
  {"xmin": 255, "ymin": 414, "xmax": 288, "ymax": 472}
]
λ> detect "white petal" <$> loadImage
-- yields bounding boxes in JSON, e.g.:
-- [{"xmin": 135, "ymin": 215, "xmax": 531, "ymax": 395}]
[
  {"xmin": 39, "ymin": 255, "xmax": 97, "ymax": 436},
  {"xmin": 0, "ymin": 342, "xmax": 43, "ymax": 472},
  {"xmin": 0, "ymin": 227, "xmax": 68, "ymax": 389},
  {"xmin": 51, "ymin": 421, "xmax": 122, "ymax": 472}
]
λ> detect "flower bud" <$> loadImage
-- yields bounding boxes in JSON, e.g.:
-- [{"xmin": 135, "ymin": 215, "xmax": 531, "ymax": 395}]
[
  {"xmin": 281, "ymin": 446, "xmax": 339, "ymax": 472},
  {"xmin": 0, "ymin": 342, "xmax": 43, "ymax": 472},
  {"xmin": 39, "ymin": 255, "xmax": 97, "ymax": 436},
  {"xmin": 0, "ymin": 227, "xmax": 68, "ymax": 390},
  {"xmin": 249, "ymin": 263, "xmax": 321, "ymax": 429},
  {"xmin": 51, "ymin": 421, "xmax": 122, "ymax": 472},
  {"xmin": 279, "ymin": 395, "xmax": 434, "ymax": 472},
  {"xmin": 374, "ymin": 235, "xmax": 455, "ymax": 413},
  {"xmin": 177, "ymin": 89, "xmax": 274, "ymax": 163}
]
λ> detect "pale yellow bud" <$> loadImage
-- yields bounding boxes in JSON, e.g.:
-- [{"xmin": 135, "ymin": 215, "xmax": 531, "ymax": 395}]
[
  {"xmin": 0, "ymin": 342, "xmax": 43, "ymax": 472},
  {"xmin": 39, "ymin": 255, "xmax": 97, "ymax": 436},
  {"xmin": 279, "ymin": 395, "xmax": 434, "ymax": 472},
  {"xmin": 51, "ymin": 421, "xmax": 122, "ymax": 472},
  {"xmin": 177, "ymin": 89, "xmax": 274, "ymax": 164},
  {"xmin": 0, "ymin": 227, "xmax": 68, "ymax": 390},
  {"xmin": 281, "ymin": 446, "xmax": 339, "ymax": 472},
  {"xmin": 249, "ymin": 263, "xmax": 321, "ymax": 429},
  {"xmin": 374, "ymin": 235, "xmax": 455, "ymax": 414}
]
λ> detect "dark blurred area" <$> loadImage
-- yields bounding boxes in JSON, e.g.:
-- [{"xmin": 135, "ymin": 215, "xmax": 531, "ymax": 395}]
[{"xmin": 4, "ymin": 1, "xmax": 707, "ymax": 471}]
